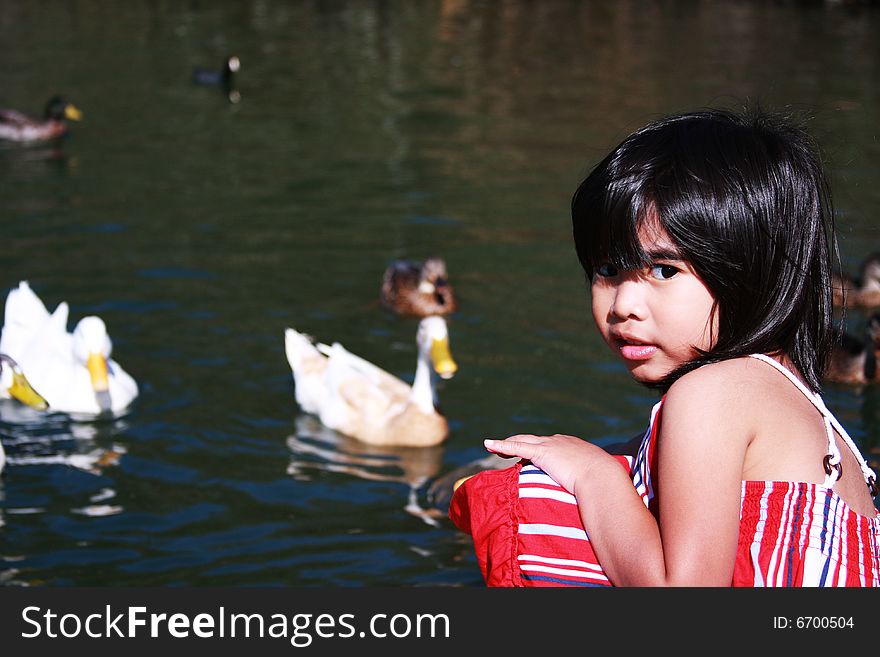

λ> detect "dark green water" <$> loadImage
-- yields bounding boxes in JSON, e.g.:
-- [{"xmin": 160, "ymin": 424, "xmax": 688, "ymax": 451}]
[{"xmin": 0, "ymin": 0, "xmax": 878, "ymax": 586}]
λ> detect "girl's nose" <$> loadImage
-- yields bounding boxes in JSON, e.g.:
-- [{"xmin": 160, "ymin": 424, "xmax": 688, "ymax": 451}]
[{"xmin": 610, "ymin": 278, "xmax": 648, "ymax": 320}]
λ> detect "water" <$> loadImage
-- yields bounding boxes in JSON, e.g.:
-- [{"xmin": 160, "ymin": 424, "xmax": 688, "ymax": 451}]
[{"xmin": 1, "ymin": 0, "xmax": 879, "ymax": 587}]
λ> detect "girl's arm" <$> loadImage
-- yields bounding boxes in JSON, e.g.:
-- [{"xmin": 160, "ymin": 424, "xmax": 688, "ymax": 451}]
[
  {"xmin": 485, "ymin": 364, "xmax": 750, "ymax": 586},
  {"xmin": 484, "ymin": 433, "xmax": 668, "ymax": 584}
]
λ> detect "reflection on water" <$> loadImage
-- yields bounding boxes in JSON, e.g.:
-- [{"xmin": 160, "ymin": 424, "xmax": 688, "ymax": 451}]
[
  {"xmin": 3, "ymin": 447, "xmax": 123, "ymax": 478},
  {"xmin": 426, "ymin": 452, "xmax": 515, "ymax": 513},
  {"xmin": 0, "ymin": 402, "xmax": 126, "ymax": 545},
  {"xmin": 0, "ymin": 143, "xmax": 70, "ymax": 167},
  {"xmin": 288, "ymin": 415, "xmax": 447, "ymax": 526}
]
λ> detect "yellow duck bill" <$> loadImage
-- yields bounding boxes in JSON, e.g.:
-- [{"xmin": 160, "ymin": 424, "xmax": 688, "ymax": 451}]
[
  {"xmin": 9, "ymin": 371, "xmax": 50, "ymax": 410},
  {"xmin": 64, "ymin": 104, "xmax": 83, "ymax": 121},
  {"xmin": 0, "ymin": 355, "xmax": 49, "ymax": 410},
  {"xmin": 87, "ymin": 353, "xmax": 114, "ymax": 412},
  {"xmin": 431, "ymin": 337, "xmax": 458, "ymax": 380},
  {"xmin": 87, "ymin": 352, "xmax": 110, "ymax": 392}
]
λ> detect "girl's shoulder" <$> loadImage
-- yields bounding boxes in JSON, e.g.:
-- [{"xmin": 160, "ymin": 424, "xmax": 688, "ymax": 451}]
[
  {"xmin": 657, "ymin": 358, "xmax": 766, "ymax": 479},
  {"xmin": 663, "ymin": 357, "xmax": 783, "ymax": 428},
  {"xmin": 667, "ymin": 356, "xmax": 777, "ymax": 400}
]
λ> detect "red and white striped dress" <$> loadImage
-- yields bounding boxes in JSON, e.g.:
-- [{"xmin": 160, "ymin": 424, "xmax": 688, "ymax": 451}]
[
  {"xmin": 449, "ymin": 355, "xmax": 880, "ymax": 587},
  {"xmin": 732, "ymin": 354, "xmax": 879, "ymax": 586}
]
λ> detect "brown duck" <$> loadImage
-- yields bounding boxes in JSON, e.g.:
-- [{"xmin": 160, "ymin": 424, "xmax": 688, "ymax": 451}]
[
  {"xmin": 380, "ymin": 257, "xmax": 457, "ymax": 317},
  {"xmin": 832, "ymin": 254, "xmax": 880, "ymax": 308},
  {"xmin": 826, "ymin": 313, "xmax": 880, "ymax": 385}
]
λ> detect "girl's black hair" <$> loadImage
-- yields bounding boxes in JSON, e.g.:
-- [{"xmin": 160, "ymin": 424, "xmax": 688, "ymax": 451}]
[{"xmin": 572, "ymin": 107, "xmax": 837, "ymax": 393}]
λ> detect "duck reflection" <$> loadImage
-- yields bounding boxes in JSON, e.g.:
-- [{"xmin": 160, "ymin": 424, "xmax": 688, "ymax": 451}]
[
  {"xmin": 0, "ymin": 399, "xmax": 126, "ymax": 477},
  {"xmin": 287, "ymin": 414, "xmax": 446, "ymax": 526},
  {"xmin": 426, "ymin": 452, "xmax": 517, "ymax": 515},
  {"xmin": 0, "ymin": 141, "xmax": 70, "ymax": 166}
]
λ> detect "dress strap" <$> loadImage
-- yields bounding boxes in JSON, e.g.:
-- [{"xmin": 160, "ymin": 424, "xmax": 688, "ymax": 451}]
[{"xmin": 747, "ymin": 353, "xmax": 877, "ymax": 494}]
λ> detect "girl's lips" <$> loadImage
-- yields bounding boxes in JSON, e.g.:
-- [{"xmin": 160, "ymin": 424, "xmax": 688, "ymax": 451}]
[{"xmin": 619, "ymin": 343, "xmax": 658, "ymax": 360}]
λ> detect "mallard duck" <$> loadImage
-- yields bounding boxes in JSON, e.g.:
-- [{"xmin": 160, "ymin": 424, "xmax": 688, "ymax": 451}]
[
  {"xmin": 0, "ymin": 96, "xmax": 82, "ymax": 143},
  {"xmin": 0, "ymin": 281, "xmax": 138, "ymax": 415},
  {"xmin": 0, "ymin": 353, "xmax": 49, "ymax": 474},
  {"xmin": 192, "ymin": 55, "xmax": 241, "ymax": 103},
  {"xmin": 284, "ymin": 315, "xmax": 457, "ymax": 446},
  {"xmin": 832, "ymin": 253, "xmax": 880, "ymax": 308},
  {"xmin": 380, "ymin": 257, "xmax": 457, "ymax": 317},
  {"xmin": 826, "ymin": 313, "xmax": 880, "ymax": 385}
]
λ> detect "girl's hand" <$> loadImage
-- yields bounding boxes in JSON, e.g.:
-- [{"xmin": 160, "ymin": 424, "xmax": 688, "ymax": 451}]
[{"xmin": 484, "ymin": 434, "xmax": 615, "ymax": 495}]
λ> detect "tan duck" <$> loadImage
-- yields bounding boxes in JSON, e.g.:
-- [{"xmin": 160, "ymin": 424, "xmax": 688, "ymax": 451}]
[
  {"xmin": 380, "ymin": 257, "xmax": 457, "ymax": 317},
  {"xmin": 832, "ymin": 254, "xmax": 880, "ymax": 308},
  {"xmin": 826, "ymin": 313, "xmax": 880, "ymax": 385},
  {"xmin": 284, "ymin": 315, "xmax": 457, "ymax": 447},
  {"xmin": 0, "ymin": 96, "xmax": 82, "ymax": 143}
]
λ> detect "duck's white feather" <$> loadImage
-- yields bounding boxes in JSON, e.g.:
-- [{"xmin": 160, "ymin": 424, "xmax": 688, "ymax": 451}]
[
  {"xmin": 0, "ymin": 281, "xmax": 60, "ymax": 358},
  {"xmin": 284, "ymin": 316, "xmax": 456, "ymax": 447},
  {"xmin": 0, "ymin": 282, "xmax": 138, "ymax": 415}
]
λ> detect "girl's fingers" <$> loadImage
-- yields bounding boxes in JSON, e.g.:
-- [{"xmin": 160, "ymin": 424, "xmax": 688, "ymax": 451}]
[
  {"xmin": 485, "ymin": 434, "xmax": 542, "ymax": 448},
  {"xmin": 503, "ymin": 434, "xmax": 544, "ymax": 443},
  {"xmin": 484, "ymin": 437, "xmax": 540, "ymax": 459}
]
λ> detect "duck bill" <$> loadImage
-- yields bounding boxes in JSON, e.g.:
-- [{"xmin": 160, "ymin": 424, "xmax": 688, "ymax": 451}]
[
  {"xmin": 87, "ymin": 353, "xmax": 110, "ymax": 393},
  {"xmin": 8, "ymin": 371, "xmax": 49, "ymax": 411},
  {"xmin": 88, "ymin": 353, "xmax": 113, "ymax": 412},
  {"xmin": 431, "ymin": 337, "xmax": 458, "ymax": 380},
  {"xmin": 64, "ymin": 104, "xmax": 83, "ymax": 121}
]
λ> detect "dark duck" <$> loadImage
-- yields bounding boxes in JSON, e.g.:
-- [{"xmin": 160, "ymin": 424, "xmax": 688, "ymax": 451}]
[
  {"xmin": 192, "ymin": 55, "xmax": 241, "ymax": 103},
  {"xmin": 0, "ymin": 96, "xmax": 82, "ymax": 143},
  {"xmin": 826, "ymin": 313, "xmax": 880, "ymax": 385},
  {"xmin": 832, "ymin": 253, "xmax": 880, "ymax": 309},
  {"xmin": 381, "ymin": 257, "xmax": 457, "ymax": 318}
]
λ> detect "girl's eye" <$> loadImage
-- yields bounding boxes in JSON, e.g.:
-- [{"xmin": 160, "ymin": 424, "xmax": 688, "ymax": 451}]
[
  {"xmin": 650, "ymin": 264, "xmax": 679, "ymax": 280},
  {"xmin": 595, "ymin": 263, "xmax": 618, "ymax": 277}
]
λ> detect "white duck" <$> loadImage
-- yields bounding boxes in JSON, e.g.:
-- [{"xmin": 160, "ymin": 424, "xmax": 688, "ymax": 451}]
[
  {"xmin": 284, "ymin": 315, "xmax": 457, "ymax": 447},
  {"xmin": 0, "ymin": 281, "xmax": 138, "ymax": 416},
  {"xmin": 0, "ymin": 352, "xmax": 50, "ymax": 474}
]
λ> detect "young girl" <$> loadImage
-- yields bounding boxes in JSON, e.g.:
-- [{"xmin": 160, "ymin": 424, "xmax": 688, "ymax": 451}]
[{"xmin": 455, "ymin": 108, "xmax": 880, "ymax": 587}]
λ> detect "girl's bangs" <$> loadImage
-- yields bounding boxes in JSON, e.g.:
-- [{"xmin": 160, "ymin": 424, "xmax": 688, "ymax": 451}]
[{"xmin": 577, "ymin": 179, "xmax": 654, "ymax": 275}]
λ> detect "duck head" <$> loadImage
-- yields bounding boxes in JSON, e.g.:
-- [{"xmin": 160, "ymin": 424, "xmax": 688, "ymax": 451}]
[
  {"xmin": 72, "ymin": 316, "xmax": 113, "ymax": 412},
  {"xmin": 45, "ymin": 96, "xmax": 83, "ymax": 122},
  {"xmin": 418, "ymin": 315, "xmax": 458, "ymax": 380},
  {"xmin": 420, "ymin": 257, "xmax": 448, "ymax": 285},
  {"xmin": 417, "ymin": 259, "xmax": 443, "ymax": 291},
  {"xmin": 0, "ymin": 354, "xmax": 49, "ymax": 410},
  {"xmin": 859, "ymin": 313, "xmax": 880, "ymax": 382},
  {"xmin": 224, "ymin": 55, "xmax": 241, "ymax": 76},
  {"xmin": 867, "ymin": 313, "xmax": 880, "ymax": 348},
  {"xmin": 861, "ymin": 254, "xmax": 880, "ymax": 292},
  {"xmin": 417, "ymin": 258, "xmax": 456, "ymax": 312}
]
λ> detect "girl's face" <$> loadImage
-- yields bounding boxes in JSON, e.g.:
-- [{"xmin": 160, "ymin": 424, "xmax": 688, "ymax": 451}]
[{"xmin": 591, "ymin": 220, "xmax": 718, "ymax": 384}]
